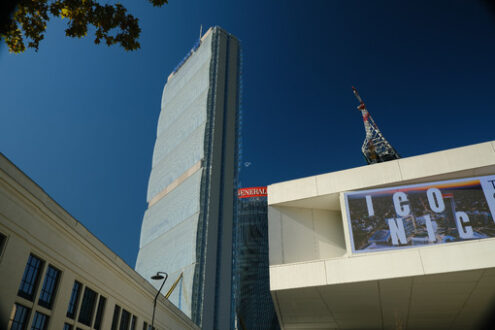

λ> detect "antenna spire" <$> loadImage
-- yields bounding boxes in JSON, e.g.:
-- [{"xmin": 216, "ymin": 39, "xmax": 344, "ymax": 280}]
[{"xmin": 352, "ymin": 87, "xmax": 400, "ymax": 164}]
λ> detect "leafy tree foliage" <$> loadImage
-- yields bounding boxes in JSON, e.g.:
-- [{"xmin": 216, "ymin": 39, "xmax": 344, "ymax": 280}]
[{"xmin": 0, "ymin": 0, "xmax": 168, "ymax": 53}]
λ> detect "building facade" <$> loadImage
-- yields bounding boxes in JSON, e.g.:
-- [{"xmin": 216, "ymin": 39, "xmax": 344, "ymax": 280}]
[
  {"xmin": 0, "ymin": 153, "xmax": 197, "ymax": 330},
  {"xmin": 267, "ymin": 141, "xmax": 495, "ymax": 329},
  {"xmin": 236, "ymin": 187, "xmax": 279, "ymax": 330},
  {"xmin": 135, "ymin": 27, "xmax": 240, "ymax": 329}
]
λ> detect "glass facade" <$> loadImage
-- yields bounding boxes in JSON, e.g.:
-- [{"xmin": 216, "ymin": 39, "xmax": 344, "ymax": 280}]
[
  {"xmin": 236, "ymin": 193, "xmax": 279, "ymax": 330},
  {"xmin": 135, "ymin": 27, "xmax": 214, "ymax": 320}
]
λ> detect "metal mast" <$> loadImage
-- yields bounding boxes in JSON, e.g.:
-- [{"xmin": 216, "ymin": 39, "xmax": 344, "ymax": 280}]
[{"xmin": 352, "ymin": 86, "xmax": 400, "ymax": 164}]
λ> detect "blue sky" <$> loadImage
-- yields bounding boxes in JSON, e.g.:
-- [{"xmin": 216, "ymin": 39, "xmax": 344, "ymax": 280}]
[{"xmin": 1, "ymin": 0, "xmax": 494, "ymax": 266}]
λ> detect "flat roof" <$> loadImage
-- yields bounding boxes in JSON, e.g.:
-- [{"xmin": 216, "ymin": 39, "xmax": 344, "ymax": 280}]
[{"xmin": 268, "ymin": 140, "xmax": 495, "ymax": 209}]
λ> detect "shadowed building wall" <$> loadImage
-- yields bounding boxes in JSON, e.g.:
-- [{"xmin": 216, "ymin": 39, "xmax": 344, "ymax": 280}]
[{"xmin": 236, "ymin": 187, "xmax": 280, "ymax": 330}]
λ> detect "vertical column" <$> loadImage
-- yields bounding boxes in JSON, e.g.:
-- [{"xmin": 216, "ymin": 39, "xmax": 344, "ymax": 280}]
[
  {"xmin": 215, "ymin": 34, "xmax": 239, "ymax": 329},
  {"xmin": 200, "ymin": 28, "xmax": 227, "ymax": 330}
]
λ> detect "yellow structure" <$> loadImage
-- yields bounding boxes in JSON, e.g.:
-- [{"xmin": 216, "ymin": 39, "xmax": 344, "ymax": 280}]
[{"xmin": 0, "ymin": 153, "xmax": 197, "ymax": 330}]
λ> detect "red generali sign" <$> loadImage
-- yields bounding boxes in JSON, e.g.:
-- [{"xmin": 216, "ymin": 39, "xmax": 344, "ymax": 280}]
[{"xmin": 238, "ymin": 186, "xmax": 267, "ymax": 198}]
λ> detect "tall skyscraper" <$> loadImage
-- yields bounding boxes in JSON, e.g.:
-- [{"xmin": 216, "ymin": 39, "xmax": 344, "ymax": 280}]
[{"xmin": 135, "ymin": 27, "xmax": 240, "ymax": 329}]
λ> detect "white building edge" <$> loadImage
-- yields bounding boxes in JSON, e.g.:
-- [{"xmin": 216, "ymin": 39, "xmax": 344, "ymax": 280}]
[{"xmin": 267, "ymin": 141, "xmax": 495, "ymax": 329}]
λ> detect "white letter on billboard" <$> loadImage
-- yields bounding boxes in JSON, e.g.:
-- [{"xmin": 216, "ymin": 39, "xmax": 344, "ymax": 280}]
[
  {"xmin": 423, "ymin": 214, "xmax": 436, "ymax": 242},
  {"xmin": 365, "ymin": 195, "xmax": 375, "ymax": 217},
  {"xmin": 455, "ymin": 211, "xmax": 473, "ymax": 239},
  {"xmin": 387, "ymin": 218, "xmax": 407, "ymax": 245},
  {"xmin": 427, "ymin": 188, "xmax": 445, "ymax": 213},
  {"xmin": 393, "ymin": 192, "xmax": 410, "ymax": 217},
  {"xmin": 480, "ymin": 176, "xmax": 495, "ymax": 224}
]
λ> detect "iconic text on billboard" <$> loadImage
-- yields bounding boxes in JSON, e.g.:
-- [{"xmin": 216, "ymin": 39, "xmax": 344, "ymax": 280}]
[{"xmin": 344, "ymin": 175, "xmax": 495, "ymax": 253}]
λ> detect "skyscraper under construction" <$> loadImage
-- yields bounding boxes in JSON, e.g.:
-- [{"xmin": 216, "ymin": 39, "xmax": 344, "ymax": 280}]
[{"xmin": 135, "ymin": 27, "xmax": 241, "ymax": 329}]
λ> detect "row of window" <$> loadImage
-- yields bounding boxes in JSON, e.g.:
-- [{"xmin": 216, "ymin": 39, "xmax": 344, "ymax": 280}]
[
  {"xmin": 111, "ymin": 304, "xmax": 155, "ymax": 330},
  {"xmin": 66, "ymin": 280, "xmax": 106, "ymax": 329},
  {"xmin": 9, "ymin": 252, "xmax": 157, "ymax": 330}
]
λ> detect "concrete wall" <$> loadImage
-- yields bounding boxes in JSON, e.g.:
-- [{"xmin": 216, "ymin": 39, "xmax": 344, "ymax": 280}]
[
  {"xmin": 0, "ymin": 154, "xmax": 197, "ymax": 330},
  {"xmin": 268, "ymin": 207, "xmax": 346, "ymax": 265},
  {"xmin": 267, "ymin": 140, "xmax": 495, "ymax": 268}
]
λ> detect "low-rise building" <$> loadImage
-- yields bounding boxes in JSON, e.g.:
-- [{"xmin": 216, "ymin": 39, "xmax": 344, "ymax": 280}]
[{"xmin": 0, "ymin": 153, "xmax": 197, "ymax": 330}]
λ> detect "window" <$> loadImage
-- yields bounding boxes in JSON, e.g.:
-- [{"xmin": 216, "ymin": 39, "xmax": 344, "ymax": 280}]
[
  {"xmin": 66, "ymin": 281, "xmax": 82, "ymax": 319},
  {"xmin": 38, "ymin": 265, "xmax": 60, "ymax": 309},
  {"xmin": 111, "ymin": 305, "xmax": 121, "ymax": 330},
  {"xmin": 0, "ymin": 232, "xmax": 6, "ymax": 257},
  {"xmin": 93, "ymin": 295, "xmax": 106, "ymax": 330},
  {"xmin": 10, "ymin": 303, "xmax": 31, "ymax": 330},
  {"xmin": 119, "ymin": 309, "xmax": 130, "ymax": 330},
  {"xmin": 78, "ymin": 287, "xmax": 97, "ymax": 326},
  {"xmin": 142, "ymin": 322, "xmax": 153, "ymax": 330},
  {"xmin": 130, "ymin": 315, "xmax": 137, "ymax": 330},
  {"xmin": 30, "ymin": 311, "xmax": 49, "ymax": 330},
  {"xmin": 63, "ymin": 324, "xmax": 73, "ymax": 330},
  {"xmin": 18, "ymin": 254, "xmax": 44, "ymax": 301}
]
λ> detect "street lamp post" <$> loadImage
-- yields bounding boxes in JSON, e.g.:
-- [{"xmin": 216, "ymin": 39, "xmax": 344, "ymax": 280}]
[{"xmin": 150, "ymin": 271, "xmax": 168, "ymax": 330}]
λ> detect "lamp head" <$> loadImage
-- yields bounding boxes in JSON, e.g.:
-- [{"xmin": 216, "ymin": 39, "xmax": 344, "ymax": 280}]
[
  {"xmin": 151, "ymin": 271, "xmax": 168, "ymax": 281},
  {"xmin": 151, "ymin": 274, "xmax": 164, "ymax": 280}
]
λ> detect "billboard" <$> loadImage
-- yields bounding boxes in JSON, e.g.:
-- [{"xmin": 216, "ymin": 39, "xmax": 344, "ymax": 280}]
[{"xmin": 344, "ymin": 175, "xmax": 495, "ymax": 253}]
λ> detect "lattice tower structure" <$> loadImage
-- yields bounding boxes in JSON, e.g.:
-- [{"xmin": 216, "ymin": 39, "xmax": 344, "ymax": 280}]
[{"xmin": 352, "ymin": 87, "xmax": 400, "ymax": 164}]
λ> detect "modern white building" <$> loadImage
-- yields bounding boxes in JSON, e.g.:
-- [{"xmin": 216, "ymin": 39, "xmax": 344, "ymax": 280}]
[
  {"xmin": 268, "ymin": 141, "xmax": 495, "ymax": 329},
  {"xmin": 0, "ymin": 153, "xmax": 197, "ymax": 330},
  {"xmin": 135, "ymin": 26, "xmax": 240, "ymax": 329}
]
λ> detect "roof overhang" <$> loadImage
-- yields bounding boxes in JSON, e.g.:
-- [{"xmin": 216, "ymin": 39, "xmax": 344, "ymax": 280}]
[
  {"xmin": 267, "ymin": 141, "xmax": 495, "ymax": 329},
  {"xmin": 268, "ymin": 141, "xmax": 495, "ymax": 210}
]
